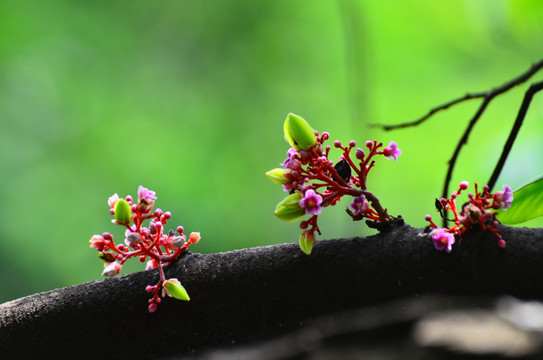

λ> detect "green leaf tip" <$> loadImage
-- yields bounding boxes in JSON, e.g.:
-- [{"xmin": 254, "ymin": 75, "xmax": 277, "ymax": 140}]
[{"xmin": 497, "ymin": 175, "xmax": 543, "ymax": 225}]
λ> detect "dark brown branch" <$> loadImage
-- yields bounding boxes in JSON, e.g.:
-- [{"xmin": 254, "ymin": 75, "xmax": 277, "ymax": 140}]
[
  {"xmin": 1, "ymin": 224, "xmax": 543, "ymax": 359},
  {"xmin": 487, "ymin": 81, "xmax": 543, "ymax": 191},
  {"xmin": 370, "ymin": 59, "xmax": 543, "ymax": 131},
  {"xmin": 371, "ymin": 93, "xmax": 487, "ymax": 131},
  {"xmin": 440, "ymin": 96, "xmax": 491, "ymax": 226}
]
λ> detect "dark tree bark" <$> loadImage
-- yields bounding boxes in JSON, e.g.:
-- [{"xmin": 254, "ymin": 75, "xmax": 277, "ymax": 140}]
[{"xmin": 1, "ymin": 223, "xmax": 543, "ymax": 359}]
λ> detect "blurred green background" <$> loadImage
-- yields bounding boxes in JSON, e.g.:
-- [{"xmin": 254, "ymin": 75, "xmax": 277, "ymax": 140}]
[{"xmin": 1, "ymin": 0, "xmax": 542, "ymax": 303}]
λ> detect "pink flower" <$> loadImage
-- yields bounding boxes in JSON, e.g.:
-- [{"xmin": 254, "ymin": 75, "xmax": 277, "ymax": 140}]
[
  {"xmin": 350, "ymin": 194, "xmax": 369, "ymax": 216},
  {"xmin": 282, "ymin": 148, "xmax": 301, "ymax": 170},
  {"xmin": 137, "ymin": 186, "xmax": 157, "ymax": 214},
  {"xmin": 138, "ymin": 186, "xmax": 157, "ymax": 202},
  {"xmin": 494, "ymin": 184, "xmax": 513, "ymax": 210},
  {"xmin": 108, "ymin": 193, "xmax": 120, "ymax": 208},
  {"xmin": 430, "ymin": 228, "xmax": 455, "ymax": 253},
  {"xmin": 299, "ymin": 189, "xmax": 323, "ymax": 215},
  {"xmin": 383, "ymin": 141, "xmax": 401, "ymax": 162}
]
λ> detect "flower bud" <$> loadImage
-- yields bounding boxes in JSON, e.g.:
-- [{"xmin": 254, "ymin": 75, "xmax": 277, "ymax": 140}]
[
  {"xmin": 274, "ymin": 193, "xmax": 305, "ymax": 222},
  {"xmin": 98, "ymin": 251, "xmax": 116, "ymax": 263},
  {"xmin": 89, "ymin": 235, "xmax": 107, "ymax": 251},
  {"xmin": 174, "ymin": 235, "xmax": 187, "ymax": 246},
  {"xmin": 163, "ymin": 278, "xmax": 190, "ymax": 301},
  {"xmin": 283, "ymin": 113, "xmax": 317, "ymax": 151},
  {"xmin": 189, "ymin": 232, "xmax": 201, "ymax": 244},
  {"xmin": 126, "ymin": 232, "xmax": 142, "ymax": 246},
  {"xmin": 114, "ymin": 198, "xmax": 132, "ymax": 225},
  {"xmin": 165, "ymin": 234, "xmax": 187, "ymax": 249},
  {"xmin": 464, "ymin": 203, "xmax": 482, "ymax": 223},
  {"xmin": 102, "ymin": 262, "xmax": 122, "ymax": 277},
  {"xmin": 355, "ymin": 147, "xmax": 365, "ymax": 160},
  {"xmin": 266, "ymin": 168, "xmax": 290, "ymax": 184},
  {"xmin": 299, "ymin": 230, "xmax": 315, "ymax": 255}
]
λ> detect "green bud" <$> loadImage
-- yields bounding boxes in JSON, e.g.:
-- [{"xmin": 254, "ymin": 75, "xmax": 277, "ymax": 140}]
[
  {"xmin": 163, "ymin": 278, "xmax": 190, "ymax": 301},
  {"xmin": 299, "ymin": 230, "xmax": 315, "ymax": 255},
  {"xmin": 266, "ymin": 168, "xmax": 290, "ymax": 185},
  {"xmin": 274, "ymin": 192, "xmax": 305, "ymax": 222},
  {"xmin": 114, "ymin": 198, "xmax": 132, "ymax": 224},
  {"xmin": 283, "ymin": 113, "xmax": 317, "ymax": 151}
]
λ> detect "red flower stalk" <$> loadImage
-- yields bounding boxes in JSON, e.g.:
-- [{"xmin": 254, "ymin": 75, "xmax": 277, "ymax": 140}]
[
  {"xmin": 267, "ymin": 113, "xmax": 402, "ymax": 254},
  {"xmin": 90, "ymin": 186, "xmax": 200, "ymax": 312},
  {"xmin": 425, "ymin": 181, "xmax": 513, "ymax": 251}
]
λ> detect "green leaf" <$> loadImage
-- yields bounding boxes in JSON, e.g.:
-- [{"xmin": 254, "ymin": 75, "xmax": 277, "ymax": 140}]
[{"xmin": 497, "ymin": 175, "xmax": 543, "ymax": 225}]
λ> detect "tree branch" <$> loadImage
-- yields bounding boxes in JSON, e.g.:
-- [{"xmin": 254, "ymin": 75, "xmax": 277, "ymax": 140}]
[
  {"xmin": 1, "ymin": 224, "xmax": 543, "ymax": 359},
  {"xmin": 487, "ymin": 80, "xmax": 543, "ymax": 191},
  {"xmin": 371, "ymin": 59, "xmax": 543, "ymax": 131}
]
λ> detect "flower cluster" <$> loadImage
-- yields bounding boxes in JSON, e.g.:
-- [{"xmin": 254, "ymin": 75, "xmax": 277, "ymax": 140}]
[
  {"xmin": 89, "ymin": 186, "xmax": 200, "ymax": 312},
  {"xmin": 267, "ymin": 113, "xmax": 401, "ymax": 255},
  {"xmin": 424, "ymin": 181, "xmax": 513, "ymax": 252}
]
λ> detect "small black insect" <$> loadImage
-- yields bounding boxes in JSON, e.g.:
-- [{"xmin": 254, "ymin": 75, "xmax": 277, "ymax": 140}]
[{"xmin": 334, "ymin": 159, "xmax": 352, "ymax": 183}]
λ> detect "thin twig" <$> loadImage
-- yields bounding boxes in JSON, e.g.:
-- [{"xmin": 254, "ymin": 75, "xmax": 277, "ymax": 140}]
[
  {"xmin": 487, "ymin": 80, "xmax": 543, "ymax": 191},
  {"xmin": 442, "ymin": 97, "xmax": 491, "ymax": 197},
  {"xmin": 371, "ymin": 59, "xmax": 543, "ymax": 131},
  {"xmin": 372, "ymin": 93, "xmax": 487, "ymax": 131}
]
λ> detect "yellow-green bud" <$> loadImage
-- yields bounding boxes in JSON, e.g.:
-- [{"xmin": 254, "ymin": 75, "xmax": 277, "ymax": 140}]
[
  {"xmin": 114, "ymin": 198, "xmax": 132, "ymax": 224},
  {"xmin": 266, "ymin": 168, "xmax": 290, "ymax": 185},
  {"xmin": 274, "ymin": 192, "xmax": 305, "ymax": 222},
  {"xmin": 299, "ymin": 230, "xmax": 315, "ymax": 255},
  {"xmin": 163, "ymin": 278, "xmax": 190, "ymax": 301},
  {"xmin": 283, "ymin": 113, "xmax": 317, "ymax": 151}
]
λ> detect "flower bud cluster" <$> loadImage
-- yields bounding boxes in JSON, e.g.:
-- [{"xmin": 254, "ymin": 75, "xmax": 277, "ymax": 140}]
[
  {"xmin": 89, "ymin": 185, "xmax": 200, "ymax": 312},
  {"xmin": 267, "ymin": 113, "xmax": 402, "ymax": 254},
  {"xmin": 424, "ymin": 181, "xmax": 513, "ymax": 252}
]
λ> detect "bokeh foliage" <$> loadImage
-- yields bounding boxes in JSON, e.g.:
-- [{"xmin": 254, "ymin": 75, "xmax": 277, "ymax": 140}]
[{"xmin": 1, "ymin": 0, "xmax": 542, "ymax": 302}]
